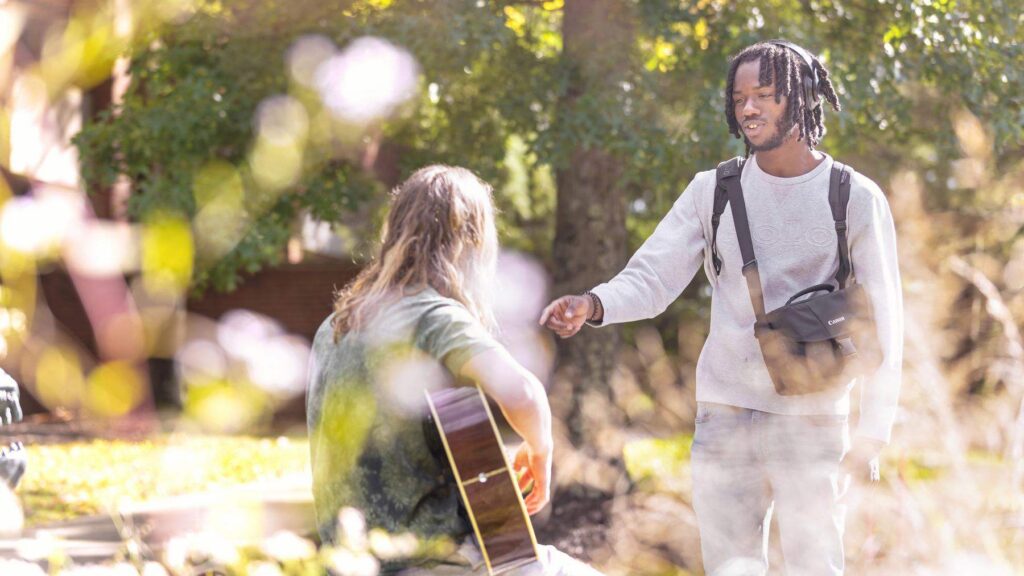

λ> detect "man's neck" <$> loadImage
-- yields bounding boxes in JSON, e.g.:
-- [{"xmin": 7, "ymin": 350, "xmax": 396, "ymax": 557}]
[{"xmin": 753, "ymin": 137, "xmax": 824, "ymax": 178}]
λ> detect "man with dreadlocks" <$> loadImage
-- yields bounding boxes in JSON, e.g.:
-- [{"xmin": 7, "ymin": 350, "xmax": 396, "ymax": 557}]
[{"xmin": 541, "ymin": 40, "xmax": 903, "ymax": 575}]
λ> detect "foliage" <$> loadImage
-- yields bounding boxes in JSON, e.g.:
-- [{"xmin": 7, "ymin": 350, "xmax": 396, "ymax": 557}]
[
  {"xmin": 74, "ymin": 1, "xmax": 385, "ymax": 292},
  {"xmin": 73, "ymin": 0, "xmax": 1020, "ymax": 295},
  {"xmin": 622, "ymin": 433, "xmax": 693, "ymax": 494}
]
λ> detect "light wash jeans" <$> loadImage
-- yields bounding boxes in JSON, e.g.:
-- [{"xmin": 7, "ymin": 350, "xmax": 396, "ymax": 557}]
[
  {"xmin": 691, "ymin": 402, "xmax": 849, "ymax": 576},
  {"xmin": 398, "ymin": 538, "xmax": 605, "ymax": 576}
]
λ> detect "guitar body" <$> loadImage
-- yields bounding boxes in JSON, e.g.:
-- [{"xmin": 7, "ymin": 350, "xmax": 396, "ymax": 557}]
[{"xmin": 425, "ymin": 385, "xmax": 540, "ymax": 575}]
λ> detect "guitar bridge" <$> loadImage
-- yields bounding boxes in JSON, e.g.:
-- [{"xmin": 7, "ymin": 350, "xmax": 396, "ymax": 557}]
[{"xmin": 463, "ymin": 467, "xmax": 508, "ymax": 486}]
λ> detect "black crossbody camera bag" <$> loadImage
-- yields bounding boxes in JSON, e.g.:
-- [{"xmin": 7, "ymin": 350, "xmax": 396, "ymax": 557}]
[{"xmin": 711, "ymin": 157, "xmax": 882, "ymax": 395}]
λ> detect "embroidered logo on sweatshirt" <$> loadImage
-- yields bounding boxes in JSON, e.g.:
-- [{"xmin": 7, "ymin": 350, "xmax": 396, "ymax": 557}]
[{"xmin": 756, "ymin": 223, "xmax": 835, "ymax": 248}]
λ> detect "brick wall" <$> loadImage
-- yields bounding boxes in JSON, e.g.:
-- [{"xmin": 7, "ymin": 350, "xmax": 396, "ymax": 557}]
[
  {"xmin": 39, "ymin": 257, "xmax": 360, "ymax": 347},
  {"xmin": 187, "ymin": 258, "xmax": 361, "ymax": 339},
  {"xmin": 20, "ymin": 258, "xmax": 361, "ymax": 418}
]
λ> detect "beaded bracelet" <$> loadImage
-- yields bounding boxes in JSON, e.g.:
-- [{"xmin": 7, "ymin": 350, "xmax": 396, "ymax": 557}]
[{"xmin": 583, "ymin": 291, "xmax": 603, "ymax": 323}]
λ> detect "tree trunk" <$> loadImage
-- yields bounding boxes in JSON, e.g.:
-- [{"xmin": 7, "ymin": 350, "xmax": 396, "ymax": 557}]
[{"xmin": 553, "ymin": 0, "xmax": 633, "ymax": 445}]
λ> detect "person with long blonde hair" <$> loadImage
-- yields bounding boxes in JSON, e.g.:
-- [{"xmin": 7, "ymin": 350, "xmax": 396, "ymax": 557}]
[
  {"xmin": 307, "ymin": 165, "xmax": 602, "ymax": 575},
  {"xmin": 330, "ymin": 166, "xmax": 498, "ymax": 337}
]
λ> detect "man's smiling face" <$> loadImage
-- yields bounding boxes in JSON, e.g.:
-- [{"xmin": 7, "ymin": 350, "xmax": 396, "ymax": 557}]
[{"xmin": 732, "ymin": 59, "xmax": 795, "ymax": 153}]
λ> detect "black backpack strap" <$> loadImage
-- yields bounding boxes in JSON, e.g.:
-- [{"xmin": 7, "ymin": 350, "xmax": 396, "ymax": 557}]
[
  {"xmin": 719, "ymin": 158, "xmax": 767, "ymax": 324},
  {"xmin": 712, "ymin": 157, "xmax": 744, "ymax": 276},
  {"xmin": 828, "ymin": 161, "xmax": 853, "ymax": 289}
]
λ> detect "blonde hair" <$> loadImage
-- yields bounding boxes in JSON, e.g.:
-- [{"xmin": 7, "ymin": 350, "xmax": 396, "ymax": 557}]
[{"xmin": 332, "ymin": 165, "xmax": 498, "ymax": 339}]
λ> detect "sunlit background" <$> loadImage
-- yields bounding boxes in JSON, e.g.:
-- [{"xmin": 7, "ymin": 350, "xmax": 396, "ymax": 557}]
[{"xmin": 0, "ymin": 0, "xmax": 1021, "ymax": 574}]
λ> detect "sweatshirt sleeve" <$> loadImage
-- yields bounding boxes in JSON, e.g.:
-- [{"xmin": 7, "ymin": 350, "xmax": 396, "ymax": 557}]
[
  {"xmin": 849, "ymin": 178, "xmax": 904, "ymax": 444},
  {"xmin": 590, "ymin": 171, "xmax": 711, "ymax": 326}
]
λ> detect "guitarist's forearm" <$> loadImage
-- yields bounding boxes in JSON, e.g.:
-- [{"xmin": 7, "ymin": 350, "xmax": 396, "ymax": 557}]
[
  {"xmin": 497, "ymin": 373, "xmax": 553, "ymax": 457},
  {"xmin": 461, "ymin": 348, "xmax": 554, "ymax": 455}
]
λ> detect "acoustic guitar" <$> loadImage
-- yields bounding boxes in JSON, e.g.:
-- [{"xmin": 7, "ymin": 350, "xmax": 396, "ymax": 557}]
[{"xmin": 425, "ymin": 385, "xmax": 540, "ymax": 575}]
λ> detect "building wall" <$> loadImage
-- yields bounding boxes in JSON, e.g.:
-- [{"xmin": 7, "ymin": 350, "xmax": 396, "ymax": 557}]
[
  {"xmin": 187, "ymin": 259, "xmax": 360, "ymax": 340},
  {"xmin": 22, "ymin": 258, "xmax": 361, "ymax": 418}
]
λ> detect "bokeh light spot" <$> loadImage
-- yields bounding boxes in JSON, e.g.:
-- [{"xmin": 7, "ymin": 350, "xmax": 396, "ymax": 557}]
[
  {"xmin": 142, "ymin": 213, "xmax": 194, "ymax": 297},
  {"xmin": 84, "ymin": 361, "xmax": 145, "ymax": 418},
  {"xmin": 315, "ymin": 36, "xmax": 420, "ymax": 124},
  {"xmin": 64, "ymin": 220, "xmax": 140, "ymax": 276},
  {"xmin": 193, "ymin": 161, "xmax": 246, "ymax": 262},
  {"xmin": 250, "ymin": 137, "xmax": 303, "ymax": 191},
  {"xmin": 287, "ymin": 35, "xmax": 336, "ymax": 87},
  {"xmin": 256, "ymin": 95, "xmax": 308, "ymax": 147},
  {"xmin": 185, "ymin": 378, "xmax": 268, "ymax": 434},
  {"xmin": 34, "ymin": 345, "xmax": 86, "ymax": 411}
]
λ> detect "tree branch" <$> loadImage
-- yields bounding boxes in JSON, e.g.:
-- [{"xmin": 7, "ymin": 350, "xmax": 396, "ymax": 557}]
[{"xmin": 947, "ymin": 255, "xmax": 1024, "ymax": 487}]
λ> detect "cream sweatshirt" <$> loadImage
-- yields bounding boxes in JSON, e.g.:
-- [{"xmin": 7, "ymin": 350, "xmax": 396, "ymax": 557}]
[{"xmin": 591, "ymin": 153, "xmax": 903, "ymax": 443}]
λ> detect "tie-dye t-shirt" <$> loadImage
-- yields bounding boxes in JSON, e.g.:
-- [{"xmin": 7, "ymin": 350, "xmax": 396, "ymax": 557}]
[{"xmin": 306, "ymin": 288, "xmax": 500, "ymax": 547}]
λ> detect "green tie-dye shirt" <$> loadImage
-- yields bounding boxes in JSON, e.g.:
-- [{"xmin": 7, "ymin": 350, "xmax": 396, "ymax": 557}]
[{"xmin": 306, "ymin": 288, "xmax": 501, "ymax": 545}]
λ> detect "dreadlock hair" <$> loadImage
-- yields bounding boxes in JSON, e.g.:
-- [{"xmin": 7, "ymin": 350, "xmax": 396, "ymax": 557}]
[{"xmin": 724, "ymin": 41, "xmax": 841, "ymax": 155}]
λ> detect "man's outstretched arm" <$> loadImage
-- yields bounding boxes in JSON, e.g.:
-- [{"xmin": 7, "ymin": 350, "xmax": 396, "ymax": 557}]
[{"xmin": 540, "ymin": 172, "xmax": 712, "ymax": 337}]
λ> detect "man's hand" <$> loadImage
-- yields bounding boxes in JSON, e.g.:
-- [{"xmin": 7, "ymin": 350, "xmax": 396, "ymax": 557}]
[
  {"xmin": 513, "ymin": 443, "xmax": 552, "ymax": 515},
  {"xmin": 538, "ymin": 295, "xmax": 592, "ymax": 339},
  {"xmin": 842, "ymin": 437, "xmax": 885, "ymax": 483},
  {"xmin": 0, "ymin": 371, "xmax": 22, "ymax": 426}
]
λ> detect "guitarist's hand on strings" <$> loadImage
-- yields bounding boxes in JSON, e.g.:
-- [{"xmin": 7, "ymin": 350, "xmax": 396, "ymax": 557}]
[
  {"xmin": 513, "ymin": 443, "xmax": 552, "ymax": 515},
  {"xmin": 461, "ymin": 349, "xmax": 555, "ymax": 515}
]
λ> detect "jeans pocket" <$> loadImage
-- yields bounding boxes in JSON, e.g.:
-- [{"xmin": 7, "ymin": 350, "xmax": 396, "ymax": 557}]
[{"xmin": 794, "ymin": 414, "xmax": 849, "ymax": 463}]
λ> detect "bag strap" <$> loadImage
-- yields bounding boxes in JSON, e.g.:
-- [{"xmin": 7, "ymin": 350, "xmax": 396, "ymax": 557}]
[
  {"xmin": 716, "ymin": 156, "xmax": 852, "ymax": 323},
  {"xmin": 711, "ymin": 156, "xmax": 744, "ymax": 276},
  {"xmin": 828, "ymin": 161, "xmax": 853, "ymax": 289},
  {"xmin": 718, "ymin": 158, "xmax": 768, "ymax": 323}
]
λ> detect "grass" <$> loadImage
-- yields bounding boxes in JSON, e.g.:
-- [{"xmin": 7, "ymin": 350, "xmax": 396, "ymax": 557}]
[
  {"xmin": 622, "ymin": 433, "xmax": 694, "ymax": 495},
  {"xmin": 16, "ymin": 435, "xmax": 310, "ymax": 526}
]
